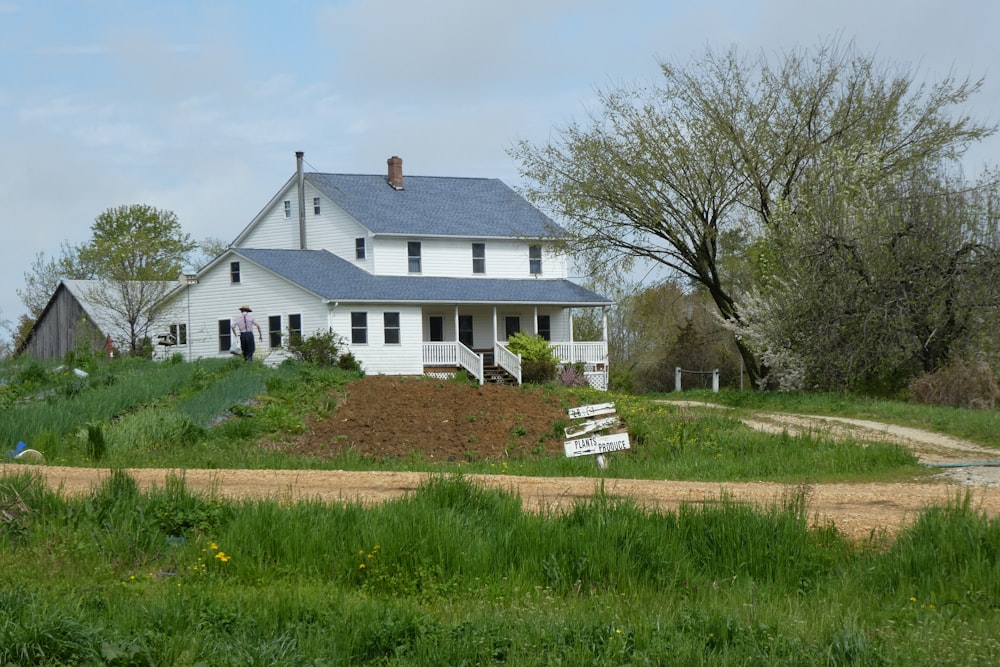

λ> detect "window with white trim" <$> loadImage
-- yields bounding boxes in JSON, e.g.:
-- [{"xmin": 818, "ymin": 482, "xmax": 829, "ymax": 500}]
[
  {"xmin": 169, "ymin": 323, "xmax": 187, "ymax": 345},
  {"xmin": 269, "ymin": 315, "xmax": 282, "ymax": 348},
  {"xmin": 537, "ymin": 315, "xmax": 551, "ymax": 341},
  {"xmin": 283, "ymin": 200, "xmax": 292, "ymax": 218},
  {"xmin": 218, "ymin": 320, "xmax": 231, "ymax": 352},
  {"xmin": 384, "ymin": 312, "xmax": 400, "ymax": 344},
  {"xmin": 355, "ymin": 237, "xmax": 366, "ymax": 260},
  {"xmin": 313, "ymin": 197, "xmax": 320, "ymax": 215},
  {"xmin": 230, "ymin": 261, "xmax": 241, "ymax": 284},
  {"xmin": 407, "ymin": 241, "xmax": 421, "ymax": 273},
  {"xmin": 472, "ymin": 242, "xmax": 485, "ymax": 274},
  {"xmin": 529, "ymin": 245, "xmax": 542, "ymax": 275},
  {"xmin": 351, "ymin": 312, "xmax": 368, "ymax": 344}
]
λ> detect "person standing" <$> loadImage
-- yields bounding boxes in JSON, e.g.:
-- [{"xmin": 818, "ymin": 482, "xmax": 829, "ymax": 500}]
[{"xmin": 232, "ymin": 305, "xmax": 263, "ymax": 362}]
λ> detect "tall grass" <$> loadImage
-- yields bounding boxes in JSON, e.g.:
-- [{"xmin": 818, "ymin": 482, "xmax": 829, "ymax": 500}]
[{"xmin": 2, "ymin": 472, "xmax": 999, "ymax": 665}]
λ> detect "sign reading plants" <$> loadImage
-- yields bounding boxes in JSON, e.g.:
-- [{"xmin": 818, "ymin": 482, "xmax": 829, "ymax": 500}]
[{"xmin": 563, "ymin": 402, "xmax": 630, "ymax": 464}]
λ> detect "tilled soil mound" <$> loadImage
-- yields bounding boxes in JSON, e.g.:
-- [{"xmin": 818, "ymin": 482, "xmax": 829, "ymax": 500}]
[{"xmin": 279, "ymin": 375, "xmax": 573, "ymax": 462}]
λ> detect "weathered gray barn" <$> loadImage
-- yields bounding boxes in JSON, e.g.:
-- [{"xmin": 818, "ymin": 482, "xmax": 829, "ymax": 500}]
[{"xmin": 17, "ymin": 279, "xmax": 172, "ymax": 360}]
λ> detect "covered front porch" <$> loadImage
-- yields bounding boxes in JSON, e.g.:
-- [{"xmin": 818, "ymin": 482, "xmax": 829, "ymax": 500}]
[{"xmin": 420, "ymin": 305, "xmax": 609, "ymax": 389}]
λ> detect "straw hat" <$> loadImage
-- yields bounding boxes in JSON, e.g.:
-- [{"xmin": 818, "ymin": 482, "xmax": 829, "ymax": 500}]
[{"xmin": 239, "ymin": 305, "xmax": 252, "ymax": 312}]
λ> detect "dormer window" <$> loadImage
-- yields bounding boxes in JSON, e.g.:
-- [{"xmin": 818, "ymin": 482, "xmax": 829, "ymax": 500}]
[
  {"xmin": 355, "ymin": 237, "xmax": 366, "ymax": 260},
  {"xmin": 283, "ymin": 200, "xmax": 292, "ymax": 218},
  {"xmin": 230, "ymin": 261, "xmax": 241, "ymax": 283},
  {"xmin": 313, "ymin": 197, "xmax": 321, "ymax": 215}
]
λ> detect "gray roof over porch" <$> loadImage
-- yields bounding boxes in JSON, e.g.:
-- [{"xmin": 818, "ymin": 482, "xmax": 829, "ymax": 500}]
[{"xmin": 233, "ymin": 248, "xmax": 612, "ymax": 306}]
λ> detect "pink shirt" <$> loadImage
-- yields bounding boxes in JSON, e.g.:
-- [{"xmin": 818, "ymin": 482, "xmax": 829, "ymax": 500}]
[{"xmin": 233, "ymin": 312, "xmax": 258, "ymax": 333}]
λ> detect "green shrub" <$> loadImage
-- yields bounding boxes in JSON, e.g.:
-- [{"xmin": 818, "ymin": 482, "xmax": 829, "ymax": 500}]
[
  {"xmin": 507, "ymin": 333, "xmax": 557, "ymax": 384},
  {"xmin": 287, "ymin": 329, "xmax": 362, "ymax": 370}
]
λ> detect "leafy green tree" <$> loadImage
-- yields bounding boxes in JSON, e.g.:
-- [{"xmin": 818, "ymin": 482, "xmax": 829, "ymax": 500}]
[
  {"xmin": 733, "ymin": 152, "xmax": 1000, "ymax": 392},
  {"xmin": 77, "ymin": 204, "xmax": 196, "ymax": 354},
  {"xmin": 510, "ymin": 38, "xmax": 993, "ymax": 388}
]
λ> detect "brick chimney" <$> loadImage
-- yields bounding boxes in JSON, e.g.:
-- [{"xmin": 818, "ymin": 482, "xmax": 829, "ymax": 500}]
[{"xmin": 387, "ymin": 155, "xmax": 403, "ymax": 190}]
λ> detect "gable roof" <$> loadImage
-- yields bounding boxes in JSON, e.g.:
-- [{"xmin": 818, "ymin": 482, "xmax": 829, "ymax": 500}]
[
  {"xmin": 233, "ymin": 248, "xmax": 611, "ymax": 306},
  {"xmin": 59, "ymin": 280, "xmax": 122, "ymax": 334},
  {"xmin": 16, "ymin": 279, "xmax": 175, "ymax": 356},
  {"xmin": 305, "ymin": 173, "xmax": 561, "ymax": 239}
]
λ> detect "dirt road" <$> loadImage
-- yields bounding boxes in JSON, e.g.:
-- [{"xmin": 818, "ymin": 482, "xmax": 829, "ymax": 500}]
[{"xmin": 4, "ymin": 463, "xmax": 998, "ymax": 542}]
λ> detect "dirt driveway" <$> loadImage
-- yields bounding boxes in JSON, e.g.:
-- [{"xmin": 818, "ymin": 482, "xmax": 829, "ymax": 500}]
[{"xmin": 4, "ymin": 381, "xmax": 1000, "ymax": 542}]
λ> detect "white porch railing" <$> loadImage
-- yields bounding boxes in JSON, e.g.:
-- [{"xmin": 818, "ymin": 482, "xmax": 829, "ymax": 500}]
[
  {"xmin": 423, "ymin": 341, "xmax": 484, "ymax": 384},
  {"xmin": 549, "ymin": 341, "xmax": 608, "ymax": 365},
  {"xmin": 423, "ymin": 342, "xmax": 457, "ymax": 366},
  {"xmin": 494, "ymin": 343, "xmax": 522, "ymax": 385},
  {"xmin": 457, "ymin": 343, "xmax": 484, "ymax": 385},
  {"xmin": 424, "ymin": 340, "xmax": 607, "ymax": 388}
]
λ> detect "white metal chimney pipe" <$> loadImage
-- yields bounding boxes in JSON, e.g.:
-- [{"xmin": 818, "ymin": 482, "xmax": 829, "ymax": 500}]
[{"xmin": 296, "ymin": 151, "xmax": 307, "ymax": 249}]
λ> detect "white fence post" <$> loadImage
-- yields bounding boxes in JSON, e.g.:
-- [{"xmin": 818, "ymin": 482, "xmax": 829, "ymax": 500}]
[
  {"xmin": 675, "ymin": 367, "xmax": 682, "ymax": 392},
  {"xmin": 712, "ymin": 369, "xmax": 720, "ymax": 393}
]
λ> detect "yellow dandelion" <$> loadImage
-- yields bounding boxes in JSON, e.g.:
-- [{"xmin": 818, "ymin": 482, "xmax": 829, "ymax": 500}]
[{"xmin": 359, "ymin": 563, "xmax": 366, "ymax": 569}]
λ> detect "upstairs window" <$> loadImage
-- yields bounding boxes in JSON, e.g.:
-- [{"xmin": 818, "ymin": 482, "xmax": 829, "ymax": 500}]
[
  {"xmin": 351, "ymin": 312, "xmax": 368, "ymax": 344},
  {"xmin": 384, "ymin": 312, "xmax": 400, "ymax": 344},
  {"xmin": 472, "ymin": 242, "xmax": 486, "ymax": 274},
  {"xmin": 407, "ymin": 241, "xmax": 421, "ymax": 273},
  {"xmin": 230, "ymin": 261, "xmax": 241, "ymax": 284},
  {"xmin": 313, "ymin": 197, "xmax": 321, "ymax": 215},
  {"xmin": 355, "ymin": 237, "xmax": 366, "ymax": 260},
  {"xmin": 283, "ymin": 200, "xmax": 292, "ymax": 218},
  {"xmin": 529, "ymin": 245, "xmax": 542, "ymax": 275},
  {"xmin": 269, "ymin": 315, "xmax": 282, "ymax": 348}
]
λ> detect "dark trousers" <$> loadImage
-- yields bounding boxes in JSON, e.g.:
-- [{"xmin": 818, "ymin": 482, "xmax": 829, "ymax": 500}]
[{"xmin": 240, "ymin": 331, "xmax": 256, "ymax": 362}]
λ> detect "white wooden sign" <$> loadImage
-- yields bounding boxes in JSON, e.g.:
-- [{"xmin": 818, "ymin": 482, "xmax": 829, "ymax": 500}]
[
  {"xmin": 564, "ymin": 432, "xmax": 631, "ymax": 458},
  {"xmin": 563, "ymin": 401, "xmax": 630, "ymax": 464},
  {"xmin": 567, "ymin": 403, "xmax": 617, "ymax": 420},
  {"xmin": 564, "ymin": 416, "xmax": 619, "ymax": 438}
]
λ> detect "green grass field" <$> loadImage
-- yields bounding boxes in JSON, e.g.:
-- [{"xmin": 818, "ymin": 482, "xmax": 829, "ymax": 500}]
[{"xmin": 1, "ymin": 355, "xmax": 999, "ymax": 664}]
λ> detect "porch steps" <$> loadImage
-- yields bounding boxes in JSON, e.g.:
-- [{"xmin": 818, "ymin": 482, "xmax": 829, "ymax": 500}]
[{"xmin": 483, "ymin": 365, "xmax": 516, "ymax": 385}]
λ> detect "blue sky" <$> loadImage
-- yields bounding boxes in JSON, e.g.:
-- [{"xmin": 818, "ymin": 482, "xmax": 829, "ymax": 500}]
[{"xmin": 2, "ymin": 0, "xmax": 999, "ymax": 343}]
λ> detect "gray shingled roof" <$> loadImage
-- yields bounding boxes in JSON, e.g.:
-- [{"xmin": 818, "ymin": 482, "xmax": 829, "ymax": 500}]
[
  {"xmin": 235, "ymin": 248, "xmax": 611, "ymax": 306},
  {"xmin": 305, "ymin": 173, "xmax": 562, "ymax": 238}
]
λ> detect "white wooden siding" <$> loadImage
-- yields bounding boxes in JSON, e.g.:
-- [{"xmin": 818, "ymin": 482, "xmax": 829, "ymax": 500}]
[
  {"xmin": 372, "ymin": 237, "xmax": 568, "ymax": 279},
  {"xmin": 331, "ymin": 305, "xmax": 423, "ymax": 375},
  {"xmin": 237, "ymin": 182, "xmax": 374, "ymax": 271},
  {"xmin": 160, "ymin": 254, "xmax": 331, "ymax": 362}
]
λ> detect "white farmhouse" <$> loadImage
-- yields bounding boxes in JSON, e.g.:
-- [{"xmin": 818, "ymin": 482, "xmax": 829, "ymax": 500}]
[{"xmin": 157, "ymin": 154, "xmax": 613, "ymax": 388}]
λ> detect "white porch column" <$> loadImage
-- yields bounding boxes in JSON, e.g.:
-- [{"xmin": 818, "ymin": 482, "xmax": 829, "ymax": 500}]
[
  {"xmin": 533, "ymin": 306, "xmax": 538, "ymax": 336},
  {"xmin": 454, "ymin": 306, "xmax": 459, "ymax": 342},
  {"xmin": 492, "ymin": 306, "xmax": 498, "ymax": 344},
  {"xmin": 568, "ymin": 308, "xmax": 575, "ymax": 363},
  {"xmin": 602, "ymin": 307, "xmax": 609, "ymax": 367}
]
